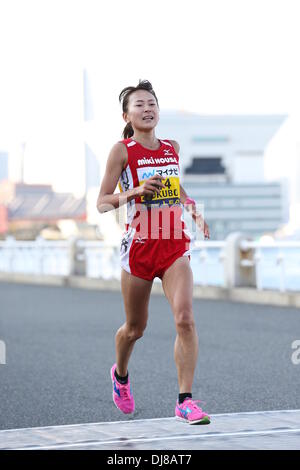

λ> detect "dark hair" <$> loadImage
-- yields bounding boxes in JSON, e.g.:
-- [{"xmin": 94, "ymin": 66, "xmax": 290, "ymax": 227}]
[{"xmin": 119, "ymin": 79, "xmax": 159, "ymax": 139}]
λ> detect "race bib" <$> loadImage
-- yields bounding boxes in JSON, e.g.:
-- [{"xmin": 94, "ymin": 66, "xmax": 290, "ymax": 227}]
[{"xmin": 137, "ymin": 165, "xmax": 181, "ymax": 207}]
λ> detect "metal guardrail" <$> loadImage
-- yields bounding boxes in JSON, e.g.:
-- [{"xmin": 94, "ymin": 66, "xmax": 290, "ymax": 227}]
[{"xmin": 1, "ymin": 237, "xmax": 300, "ymax": 292}]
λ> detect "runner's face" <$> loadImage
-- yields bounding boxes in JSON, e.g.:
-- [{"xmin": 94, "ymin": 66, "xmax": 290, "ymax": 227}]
[{"xmin": 124, "ymin": 90, "xmax": 159, "ymax": 132}]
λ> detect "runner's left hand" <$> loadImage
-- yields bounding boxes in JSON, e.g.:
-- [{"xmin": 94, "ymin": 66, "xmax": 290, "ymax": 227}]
[
  {"xmin": 194, "ymin": 215, "xmax": 210, "ymax": 239},
  {"xmin": 203, "ymin": 220, "xmax": 210, "ymax": 239}
]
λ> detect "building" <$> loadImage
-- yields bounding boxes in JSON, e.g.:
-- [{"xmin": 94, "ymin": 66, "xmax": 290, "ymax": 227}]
[
  {"xmin": 264, "ymin": 114, "xmax": 300, "ymax": 237},
  {"xmin": 181, "ymin": 179, "xmax": 286, "ymax": 240},
  {"xmin": 156, "ymin": 112, "xmax": 287, "ymax": 240},
  {"xmin": 0, "ymin": 181, "xmax": 86, "ymax": 238}
]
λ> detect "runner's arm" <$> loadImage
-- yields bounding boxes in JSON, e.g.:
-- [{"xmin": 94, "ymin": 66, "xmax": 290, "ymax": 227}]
[
  {"xmin": 169, "ymin": 140, "xmax": 187, "ymax": 204},
  {"xmin": 180, "ymin": 184, "xmax": 205, "ymax": 223},
  {"xmin": 170, "ymin": 139, "xmax": 209, "ymax": 238},
  {"xmin": 179, "ymin": 184, "xmax": 188, "ymax": 205},
  {"xmin": 169, "ymin": 139, "xmax": 194, "ymax": 206},
  {"xmin": 181, "ymin": 187, "xmax": 209, "ymax": 238},
  {"xmin": 96, "ymin": 143, "xmax": 137, "ymax": 214}
]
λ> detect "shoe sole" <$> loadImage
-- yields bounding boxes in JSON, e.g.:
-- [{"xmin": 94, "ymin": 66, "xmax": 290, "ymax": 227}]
[
  {"xmin": 110, "ymin": 366, "xmax": 135, "ymax": 415},
  {"xmin": 176, "ymin": 415, "xmax": 211, "ymax": 425}
]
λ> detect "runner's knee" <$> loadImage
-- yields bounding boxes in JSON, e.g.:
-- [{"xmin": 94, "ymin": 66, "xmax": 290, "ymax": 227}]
[
  {"xmin": 174, "ymin": 309, "xmax": 195, "ymax": 333},
  {"xmin": 125, "ymin": 322, "xmax": 147, "ymax": 342}
]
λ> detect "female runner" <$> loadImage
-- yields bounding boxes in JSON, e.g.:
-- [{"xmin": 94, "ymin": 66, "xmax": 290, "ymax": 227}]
[{"xmin": 97, "ymin": 80, "xmax": 210, "ymax": 424}]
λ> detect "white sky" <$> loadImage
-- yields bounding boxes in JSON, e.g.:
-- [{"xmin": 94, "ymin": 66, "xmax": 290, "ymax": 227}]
[{"xmin": 0, "ymin": 0, "xmax": 299, "ymax": 193}]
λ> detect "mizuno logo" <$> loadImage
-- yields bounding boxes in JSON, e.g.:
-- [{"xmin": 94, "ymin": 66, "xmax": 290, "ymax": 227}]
[
  {"xmin": 135, "ymin": 236, "xmax": 146, "ymax": 244},
  {"xmin": 113, "ymin": 381, "xmax": 121, "ymax": 397},
  {"xmin": 163, "ymin": 149, "xmax": 173, "ymax": 156}
]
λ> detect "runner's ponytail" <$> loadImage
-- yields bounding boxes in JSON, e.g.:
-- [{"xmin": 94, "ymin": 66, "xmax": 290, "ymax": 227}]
[{"xmin": 123, "ymin": 122, "xmax": 134, "ymax": 139}]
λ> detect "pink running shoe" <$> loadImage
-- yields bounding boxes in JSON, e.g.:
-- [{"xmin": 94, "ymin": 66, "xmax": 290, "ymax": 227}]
[
  {"xmin": 110, "ymin": 363, "xmax": 135, "ymax": 414},
  {"xmin": 175, "ymin": 398, "xmax": 210, "ymax": 424}
]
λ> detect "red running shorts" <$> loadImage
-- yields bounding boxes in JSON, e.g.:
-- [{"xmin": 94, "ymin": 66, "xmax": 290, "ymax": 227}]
[{"xmin": 120, "ymin": 226, "xmax": 191, "ymax": 281}]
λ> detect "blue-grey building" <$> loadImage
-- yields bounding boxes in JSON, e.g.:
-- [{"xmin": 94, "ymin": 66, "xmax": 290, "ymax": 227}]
[{"xmin": 156, "ymin": 112, "xmax": 287, "ymax": 240}]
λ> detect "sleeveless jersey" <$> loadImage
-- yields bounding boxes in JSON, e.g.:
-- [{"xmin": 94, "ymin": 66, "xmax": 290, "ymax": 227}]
[{"xmin": 118, "ymin": 138, "xmax": 189, "ymax": 239}]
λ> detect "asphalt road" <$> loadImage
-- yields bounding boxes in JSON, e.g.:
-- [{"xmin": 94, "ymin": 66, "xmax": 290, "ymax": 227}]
[{"xmin": 0, "ymin": 281, "xmax": 300, "ymax": 430}]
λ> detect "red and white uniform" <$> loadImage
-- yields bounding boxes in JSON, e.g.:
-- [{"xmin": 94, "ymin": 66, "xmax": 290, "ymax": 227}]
[{"xmin": 118, "ymin": 138, "xmax": 192, "ymax": 281}]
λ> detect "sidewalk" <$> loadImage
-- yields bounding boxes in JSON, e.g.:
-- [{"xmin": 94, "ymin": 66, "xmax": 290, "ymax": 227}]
[
  {"xmin": 1, "ymin": 410, "xmax": 300, "ymax": 450},
  {"xmin": 1, "ymin": 272, "xmax": 300, "ymax": 308}
]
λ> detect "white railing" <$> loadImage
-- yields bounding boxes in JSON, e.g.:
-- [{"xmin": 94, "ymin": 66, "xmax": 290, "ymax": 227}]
[
  {"xmin": 0, "ymin": 237, "xmax": 72, "ymax": 276},
  {"xmin": 76, "ymin": 240, "xmax": 121, "ymax": 280},
  {"xmin": 1, "ymin": 236, "xmax": 300, "ymax": 292},
  {"xmin": 191, "ymin": 240, "xmax": 226, "ymax": 287},
  {"xmin": 239, "ymin": 240, "xmax": 300, "ymax": 292}
]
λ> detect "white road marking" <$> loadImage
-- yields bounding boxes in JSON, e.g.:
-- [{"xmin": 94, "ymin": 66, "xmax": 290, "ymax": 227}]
[
  {"xmin": 1, "ymin": 409, "xmax": 299, "ymax": 433},
  {"xmin": 15, "ymin": 427, "xmax": 300, "ymax": 450},
  {"xmin": 2, "ymin": 409, "xmax": 300, "ymax": 450}
]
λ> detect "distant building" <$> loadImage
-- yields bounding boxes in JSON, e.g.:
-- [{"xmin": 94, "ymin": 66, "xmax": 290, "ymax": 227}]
[
  {"xmin": 0, "ymin": 181, "xmax": 86, "ymax": 237},
  {"xmin": 157, "ymin": 112, "xmax": 286, "ymax": 183},
  {"xmin": 182, "ymin": 179, "xmax": 286, "ymax": 240},
  {"xmin": 264, "ymin": 114, "xmax": 300, "ymax": 236},
  {"xmin": 156, "ymin": 112, "xmax": 287, "ymax": 239}
]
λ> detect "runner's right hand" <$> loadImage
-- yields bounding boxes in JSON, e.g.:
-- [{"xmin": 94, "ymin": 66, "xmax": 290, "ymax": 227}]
[{"xmin": 135, "ymin": 175, "xmax": 165, "ymax": 198}]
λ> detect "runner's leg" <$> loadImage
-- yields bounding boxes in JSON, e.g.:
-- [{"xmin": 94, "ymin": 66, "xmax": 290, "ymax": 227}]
[
  {"xmin": 115, "ymin": 269, "xmax": 153, "ymax": 377},
  {"xmin": 162, "ymin": 256, "xmax": 198, "ymax": 393}
]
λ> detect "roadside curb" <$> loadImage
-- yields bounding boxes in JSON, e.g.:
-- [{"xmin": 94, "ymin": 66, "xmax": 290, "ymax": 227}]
[{"xmin": 0, "ymin": 272, "xmax": 299, "ymax": 308}]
